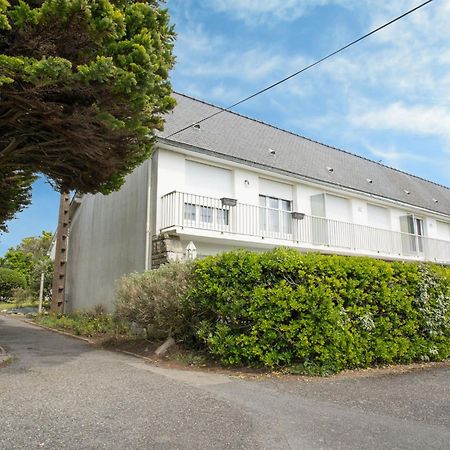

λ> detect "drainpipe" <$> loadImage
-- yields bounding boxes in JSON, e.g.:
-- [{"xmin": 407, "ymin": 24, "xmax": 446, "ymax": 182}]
[{"xmin": 144, "ymin": 158, "xmax": 152, "ymax": 271}]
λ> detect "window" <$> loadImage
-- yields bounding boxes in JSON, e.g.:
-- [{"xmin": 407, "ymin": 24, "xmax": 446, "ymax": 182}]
[
  {"xmin": 200, "ymin": 206, "xmax": 213, "ymax": 223},
  {"xmin": 217, "ymin": 209, "xmax": 230, "ymax": 226},
  {"xmin": 259, "ymin": 195, "xmax": 292, "ymax": 235},
  {"xmin": 183, "ymin": 203, "xmax": 230, "ymax": 227},
  {"xmin": 400, "ymin": 214, "xmax": 424, "ymax": 253},
  {"xmin": 184, "ymin": 203, "xmax": 196, "ymax": 221}
]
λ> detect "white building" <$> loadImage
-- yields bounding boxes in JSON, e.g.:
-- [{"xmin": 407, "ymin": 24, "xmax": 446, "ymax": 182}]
[{"xmin": 66, "ymin": 93, "xmax": 450, "ymax": 312}]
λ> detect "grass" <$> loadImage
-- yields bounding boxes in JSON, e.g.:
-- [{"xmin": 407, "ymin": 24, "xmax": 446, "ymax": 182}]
[
  {"xmin": 34, "ymin": 311, "xmax": 133, "ymax": 338},
  {"xmin": 171, "ymin": 350, "xmax": 209, "ymax": 366},
  {"xmin": 0, "ymin": 356, "xmax": 13, "ymax": 368},
  {"xmin": 31, "ymin": 311, "xmax": 213, "ymax": 369},
  {"xmin": 0, "ymin": 300, "xmax": 39, "ymax": 311}
]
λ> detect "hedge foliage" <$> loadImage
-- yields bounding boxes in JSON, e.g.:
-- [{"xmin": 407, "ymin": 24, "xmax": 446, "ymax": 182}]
[
  {"xmin": 115, "ymin": 249, "xmax": 450, "ymax": 374},
  {"xmin": 0, "ymin": 267, "xmax": 26, "ymax": 301},
  {"xmin": 189, "ymin": 249, "xmax": 450, "ymax": 374}
]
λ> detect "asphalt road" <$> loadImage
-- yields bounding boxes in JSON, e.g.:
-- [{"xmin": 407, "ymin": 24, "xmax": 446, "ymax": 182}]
[{"xmin": 1, "ymin": 314, "xmax": 449, "ymax": 450}]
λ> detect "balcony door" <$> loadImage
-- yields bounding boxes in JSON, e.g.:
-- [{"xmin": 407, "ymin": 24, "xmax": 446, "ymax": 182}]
[
  {"xmin": 259, "ymin": 195, "xmax": 292, "ymax": 238},
  {"xmin": 400, "ymin": 214, "xmax": 424, "ymax": 254},
  {"xmin": 310, "ymin": 193, "xmax": 351, "ymax": 247}
]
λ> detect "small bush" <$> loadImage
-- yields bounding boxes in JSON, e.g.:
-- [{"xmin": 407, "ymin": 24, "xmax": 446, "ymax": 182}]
[
  {"xmin": 0, "ymin": 267, "xmax": 27, "ymax": 301},
  {"xmin": 115, "ymin": 261, "xmax": 193, "ymax": 340},
  {"xmin": 188, "ymin": 248, "xmax": 450, "ymax": 373}
]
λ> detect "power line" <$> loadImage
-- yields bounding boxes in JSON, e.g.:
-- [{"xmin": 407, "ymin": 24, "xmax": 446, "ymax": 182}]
[{"xmin": 164, "ymin": 0, "xmax": 434, "ymax": 139}]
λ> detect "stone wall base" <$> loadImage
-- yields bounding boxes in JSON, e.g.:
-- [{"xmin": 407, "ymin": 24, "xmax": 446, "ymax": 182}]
[{"xmin": 151, "ymin": 233, "xmax": 184, "ymax": 269}]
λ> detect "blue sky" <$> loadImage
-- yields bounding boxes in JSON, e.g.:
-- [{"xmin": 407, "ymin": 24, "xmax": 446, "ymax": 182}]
[{"xmin": 1, "ymin": 0, "xmax": 449, "ymax": 255}]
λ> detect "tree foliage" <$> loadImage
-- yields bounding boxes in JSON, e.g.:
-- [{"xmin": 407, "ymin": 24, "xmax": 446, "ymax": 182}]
[
  {"xmin": 0, "ymin": 0, "xmax": 176, "ymax": 228},
  {"xmin": 0, "ymin": 267, "xmax": 27, "ymax": 300},
  {"xmin": 0, "ymin": 230, "xmax": 54, "ymax": 299},
  {"xmin": 0, "ymin": 168, "xmax": 35, "ymax": 232}
]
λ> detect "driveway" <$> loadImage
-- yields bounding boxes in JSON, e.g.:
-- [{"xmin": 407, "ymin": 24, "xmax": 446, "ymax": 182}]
[{"xmin": 1, "ymin": 314, "xmax": 449, "ymax": 449}]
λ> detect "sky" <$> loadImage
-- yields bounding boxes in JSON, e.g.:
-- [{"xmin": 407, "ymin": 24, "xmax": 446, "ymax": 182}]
[{"xmin": 1, "ymin": 0, "xmax": 449, "ymax": 255}]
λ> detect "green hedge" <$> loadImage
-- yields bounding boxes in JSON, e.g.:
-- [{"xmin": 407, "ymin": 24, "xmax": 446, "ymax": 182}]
[
  {"xmin": 0, "ymin": 267, "xmax": 27, "ymax": 301},
  {"xmin": 189, "ymin": 248, "xmax": 450, "ymax": 374}
]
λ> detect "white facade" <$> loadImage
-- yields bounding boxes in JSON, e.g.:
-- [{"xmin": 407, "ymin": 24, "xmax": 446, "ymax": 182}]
[
  {"xmin": 155, "ymin": 143, "xmax": 450, "ymax": 263},
  {"xmin": 66, "ymin": 142, "xmax": 450, "ymax": 312}
]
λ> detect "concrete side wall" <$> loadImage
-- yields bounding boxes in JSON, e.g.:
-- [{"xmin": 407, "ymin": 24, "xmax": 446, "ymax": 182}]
[{"xmin": 66, "ymin": 160, "xmax": 150, "ymax": 312}]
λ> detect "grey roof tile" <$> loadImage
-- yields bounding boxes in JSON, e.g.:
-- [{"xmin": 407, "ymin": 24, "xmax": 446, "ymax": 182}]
[{"xmin": 159, "ymin": 92, "xmax": 450, "ymax": 216}]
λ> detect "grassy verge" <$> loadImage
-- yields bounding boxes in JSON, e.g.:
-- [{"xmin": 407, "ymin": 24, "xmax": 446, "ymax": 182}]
[
  {"xmin": 33, "ymin": 312, "xmax": 132, "ymax": 338},
  {"xmin": 0, "ymin": 300, "xmax": 38, "ymax": 311},
  {"xmin": 31, "ymin": 311, "xmax": 214, "ymax": 369}
]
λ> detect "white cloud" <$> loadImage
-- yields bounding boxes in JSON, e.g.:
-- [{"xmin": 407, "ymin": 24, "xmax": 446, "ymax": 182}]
[
  {"xmin": 172, "ymin": 0, "xmax": 449, "ymax": 106},
  {"xmin": 206, "ymin": 0, "xmax": 357, "ymax": 23},
  {"xmin": 180, "ymin": 48, "xmax": 285, "ymax": 81},
  {"xmin": 368, "ymin": 145, "xmax": 433, "ymax": 165},
  {"xmin": 351, "ymin": 103, "xmax": 450, "ymax": 142},
  {"xmin": 171, "ymin": 19, "xmax": 311, "ymax": 104}
]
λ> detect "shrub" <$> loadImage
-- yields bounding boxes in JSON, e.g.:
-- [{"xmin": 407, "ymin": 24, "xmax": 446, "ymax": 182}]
[
  {"xmin": 115, "ymin": 261, "xmax": 193, "ymax": 340},
  {"xmin": 0, "ymin": 267, "xmax": 26, "ymax": 301},
  {"xmin": 188, "ymin": 248, "xmax": 450, "ymax": 373}
]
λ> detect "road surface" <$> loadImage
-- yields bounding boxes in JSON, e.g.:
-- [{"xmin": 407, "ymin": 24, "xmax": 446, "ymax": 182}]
[{"xmin": 1, "ymin": 314, "xmax": 449, "ymax": 449}]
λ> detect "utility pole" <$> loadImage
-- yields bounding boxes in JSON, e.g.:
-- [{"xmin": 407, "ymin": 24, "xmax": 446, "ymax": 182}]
[
  {"xmin": 38, "ymin": 271, "xmax": 45, "ymax": 314},
  {"xmin": 50, "ymin": 192, "xmax": 70, "ymax": 314}
]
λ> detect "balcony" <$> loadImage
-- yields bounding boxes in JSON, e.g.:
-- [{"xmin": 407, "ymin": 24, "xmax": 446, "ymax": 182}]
[{"xmin": 160, "ymin": 191, "xmax": 450, "ymax": 264}]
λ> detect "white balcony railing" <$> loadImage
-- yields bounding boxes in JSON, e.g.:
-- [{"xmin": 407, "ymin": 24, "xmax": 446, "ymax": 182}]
[{"xmin": 160, "ymin": 191, "xmax": 450, "ymax": 264}]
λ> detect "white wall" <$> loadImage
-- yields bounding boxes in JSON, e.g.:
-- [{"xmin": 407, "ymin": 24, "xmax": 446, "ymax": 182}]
[
  {"xmin": 352, "ymin": 200, "xmax": 368, "ymax": 226},
  {"xmin": 233, "ymin": 169, "xmax": 259, "ymax": 204},
  {"xmin": 66, "ymin": 160, "xmax": 150, "ymax": 312}
]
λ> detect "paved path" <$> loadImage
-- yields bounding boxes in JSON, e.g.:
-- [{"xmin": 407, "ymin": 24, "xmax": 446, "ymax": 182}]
[{"xmin": 1, "ymin": 314, "xmax": 449, "ymax": 450}]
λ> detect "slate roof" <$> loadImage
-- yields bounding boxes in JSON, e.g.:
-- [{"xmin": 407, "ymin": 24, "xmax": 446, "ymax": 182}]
[{"xmin": 159, "ymin": 92, "xmax": 450, "ymax": 217}]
